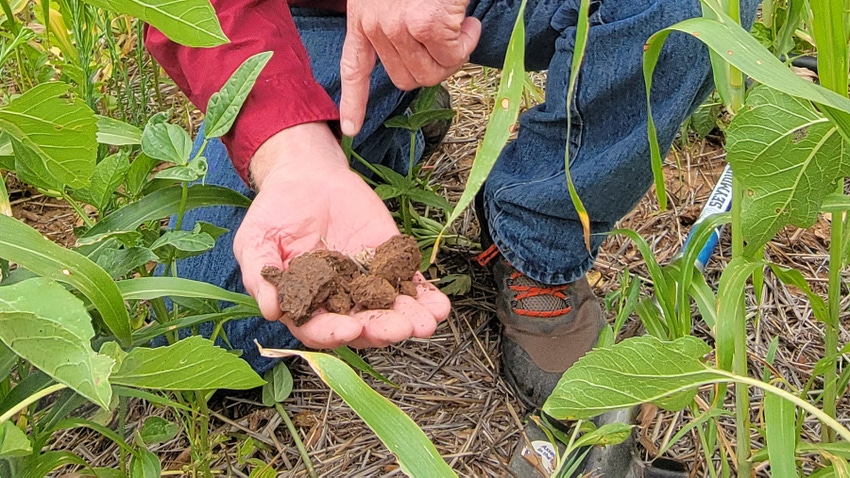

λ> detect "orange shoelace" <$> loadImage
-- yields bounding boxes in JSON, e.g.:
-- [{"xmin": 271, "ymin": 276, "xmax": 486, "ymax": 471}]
[{"xmin": 476, "ymin": 244, "xmax": 573, "ymax": 318}]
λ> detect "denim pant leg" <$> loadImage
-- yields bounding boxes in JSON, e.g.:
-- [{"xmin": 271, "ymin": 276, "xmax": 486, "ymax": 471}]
[
  {"xmin": 172, "ymin": 9, "xmax": 420, "ymax": 374},
  {"xmin": 470, "ymin": 0, "xmax": 760, "ymax": 285}
]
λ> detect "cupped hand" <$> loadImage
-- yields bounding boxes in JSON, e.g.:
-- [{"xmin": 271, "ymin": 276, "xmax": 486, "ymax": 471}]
[
  {"xmin": 234, "ymin": 122, "xmax": 451, "ymax": 349},
  {"xmin": 339, "ymin": 0, "xmax": 481, "ymax": 136}
]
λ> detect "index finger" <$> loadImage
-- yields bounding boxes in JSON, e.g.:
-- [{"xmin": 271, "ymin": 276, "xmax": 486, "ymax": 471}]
[{"xmin": 340, "ymin": 23, "xmax": 377, "ymax": 136}]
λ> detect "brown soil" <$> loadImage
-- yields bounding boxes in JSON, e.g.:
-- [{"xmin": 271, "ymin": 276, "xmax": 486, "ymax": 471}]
[{"xmin": 260, "ymin": 235, "xmax": 421, "ymax": 325}]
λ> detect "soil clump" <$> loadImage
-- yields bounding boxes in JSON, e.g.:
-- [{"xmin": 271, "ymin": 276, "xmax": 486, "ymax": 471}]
[{"xmin": 261, "ymin": 235, "xmax": 421, "ymax": 326}]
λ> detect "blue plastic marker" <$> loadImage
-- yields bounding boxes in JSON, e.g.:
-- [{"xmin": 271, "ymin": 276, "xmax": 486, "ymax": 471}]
[{"xmin": 680, "ymin": 164, "xmax": 734, "ymax": 271}]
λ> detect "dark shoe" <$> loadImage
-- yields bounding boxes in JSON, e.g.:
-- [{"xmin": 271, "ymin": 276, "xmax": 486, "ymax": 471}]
[
  {"xmin": 485, "ymin": 253, "xmax": 606, "ymax": 409},
  {"xmin": 414, "ymin": 84, "xmax": 452, "ymax": 159}
]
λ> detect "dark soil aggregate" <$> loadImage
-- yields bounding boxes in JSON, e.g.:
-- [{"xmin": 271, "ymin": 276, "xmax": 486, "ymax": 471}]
[{"xmin": 261, "ymin": 235, "xmax": 421, "ymax": 325}]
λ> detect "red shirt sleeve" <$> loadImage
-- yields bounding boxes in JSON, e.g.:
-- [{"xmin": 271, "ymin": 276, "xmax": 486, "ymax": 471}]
[{"xmin": 144, "ymin": 1, "xmax": 342, "ymax": 184}]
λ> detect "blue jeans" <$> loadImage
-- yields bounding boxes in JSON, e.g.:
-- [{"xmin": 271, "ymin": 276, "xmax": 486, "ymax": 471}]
[{"xmin": 174, "ymin": 0, "xmax": 760, "ymax": 372}]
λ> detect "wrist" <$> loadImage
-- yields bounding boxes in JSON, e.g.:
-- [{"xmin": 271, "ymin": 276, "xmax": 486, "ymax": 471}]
[{"xmin": 249, "ymin": 122, "xmax": 349, "ymax": 191}]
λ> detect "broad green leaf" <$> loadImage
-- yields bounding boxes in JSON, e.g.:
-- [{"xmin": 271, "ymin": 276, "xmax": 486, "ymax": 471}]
[
  {"xmin": 79, "ymin": 185, "xmax": 250, "ymax": 250},
  {"xmin": 0, "ymin": 278, "xmax": 114, "ymax": 408},
  {"xmin": 0, "ymin": 83, "xmax": 97, "ymax": 189},
  {"xmin": 95, "ymin": 115, "xmax": 142, "ymax": 145},
  {"xmin": 434, "ymin": 0, "xmax": 527, "ymax": 258},
  {"xmin": 435, "ymin": 274, "xmax": 472, "ymax": 297},
  {"xmin": 205, "ymin": 52, "xmax": 274, "ymax": 138},
  {"xmin": 726, "ymin": 87, "xmax": 850, "ymax": 253},
  {"xmin": 129, "ymin": 447, "xmax": 161, "ymax": 478},
  {"xmin": 0, "ymin": 421, "xmax": 31, "ymax": 457},
  {"xmin": 0, "ymin": 215, "xmax": 132, "ymax": 344},
  {"xmin": 125, "ymin": 153, "xmax": 159, "ymax": 198},
  {"xmin": 258, "ymin": 346, "xmax": 457, "ymax": 477},
  {"xmin": 149, "ymin": 229, "xmax": 215, "ymax": 259},
  {"xmin": 153, "ymin": 156, "xmax": 207, "ymax": 182},
  {"xmin": 139, "ymin": 417, "xmax": 179, "ymax": 444},
  {"xmin": 11, "ymin": 138, "xmax": 63, "ymax": 195},
  {"xmin": 543, "ymin": 336, "xmax": 721, "ymax": 420},
  {"xmin": 77, "ymin": 230, "xmax": 143, "ymax": 248},
  {"xmin": 82, "ymin": 0, "xmax": 227, "ymax": 48},
  {"xmin": 196, "ymin": 221, "xmax": 228, "ymax": 241},
  {"xmin": 141, "ymin": 122, "xmax": 191, "ymax": 166},
  {"xmin": 0, "ymin": 342, "xmax": 15, "ymax": 380},
  {"xmin": 374, "ymin": 184, "xmax": 403, "ymax": 200},
  {"xmin": 72, "ymin": 152, "xmax": 131, "ymax": 212},
  {"xmin": 111, "ymin": 336, "xmax": 264, "ymax": 390},
  {"xmin": 765, "ymin": 390, "xmax": 797, "ymax": 476},
  {"xmin": 93, "ymin": 246, "xmax": 158, "ymax": 279},
  {"xmin": 261, "ymin": 361, "xmax": 293, "ymax": 406},
  {"xmin": 643, "ymin": 4, "xmax": 850, "ymax": 210}
]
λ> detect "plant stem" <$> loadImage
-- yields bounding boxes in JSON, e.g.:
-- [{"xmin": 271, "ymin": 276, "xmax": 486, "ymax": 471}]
[
  {"xmin": 0, "ymin": 383, "xmax": 66, "ymax": 424},
  {"xmin": 729, "ymin": 176, "xmax": 752, "ymax": 476},
  {"xmin": 63, "ymin": 192, "xmax": 95, "ymax": 228},
  {"xmin": 274, "ymin": 403, "xmax": 317, "ymax": 478},
  {"xmin": 726, "ymin": 0, "xmax": 745, "ymax": 114},
  {"xmin": 823, "ymin": 183, "xmax": 843, "ymax": 443}
]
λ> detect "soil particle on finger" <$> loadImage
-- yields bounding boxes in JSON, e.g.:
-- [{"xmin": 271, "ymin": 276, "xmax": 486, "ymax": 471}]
[{"xmin": 261, "ymin": 235, "xmax": 423, "ymax": 326}]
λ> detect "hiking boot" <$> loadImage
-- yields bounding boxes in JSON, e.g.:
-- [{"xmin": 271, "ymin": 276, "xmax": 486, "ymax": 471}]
[
  {"xmin": 415, "ymin": 84, "xmax": 452, "ymax": 159},
  {"xmin": 489, "ymin": 254, "xmax": 606, "ymax": 409}
]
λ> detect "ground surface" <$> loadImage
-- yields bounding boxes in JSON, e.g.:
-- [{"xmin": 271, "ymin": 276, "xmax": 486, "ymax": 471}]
[{"xmin": 12, "ymin": 66, "xmax": 848, "ymax": 477}]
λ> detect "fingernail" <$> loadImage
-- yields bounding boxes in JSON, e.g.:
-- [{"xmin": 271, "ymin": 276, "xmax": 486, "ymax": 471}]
[{"xmin": 342, "ymin": 119, "xmax": 355, "ymax": 136}]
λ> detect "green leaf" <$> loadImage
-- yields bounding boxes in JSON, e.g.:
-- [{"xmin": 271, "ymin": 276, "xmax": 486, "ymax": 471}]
[
  {"xmin": 261, "ymin": 361, "xmax": 293, "ymax": 406},
  {"xmin": 21, "ymin": 450, "xmax": 94, "ymax": 478},
  {"xmin": 116, "ymin": 277, "xmax": 258, "ymax": 310},
  {"xmin": 79, "ymin": 185, "xmax": 250, "ymax": 251},
  {"xmin": 204, "ymin": 51, "xmax": 274, "ymax": 138},
  {"xmin": 0, "ymin": 342, "xmax": 15, "ymax": 381},
  {"xmin": 374, "ymin": 184, "xmax": 404, "ymax": 200},
  {"xmin": 765, "ymin": 390, "xmax": 797, "ymax": 476},
  {"xmin": 332, "ymin": 346, "xmax": 397, "ymax": 387},
  {"xmin": 112, "ymin": 336, "xmax": 265, "ymax": 390},
  {"xmin": 125, "ymin": 153, "xmax": 159, "ymax": 198},
  {"xmin": 435, "ymin": 274, "xmax": 471, "ymax": 296},
  {"xmin": 139, "ymin": 417, "xmax": 180, "ymax": 444},
  {"xmin": 149, "ymin": 228, "xmax": 215, "ymax": 258},
  {"xmin": 543, "ymin": 336, "xmax": 721, "ymax": 420},
  {"xmin": 93, "ymin": 246, "xmax": 158, "ymax": 279},
  {"xmin": 141, "ymin": 122, "xmax": 191, "ymax": 166},
  {"xmin": 0, "ymin": 421, "xmax": 31, "ymax": 457},
  {"xmin": 406, "ymin": 187, "xmax": 453, "ymax": 214},
  {"xmin": 258, "ymin": 347, "xmax": 457, "ymax": 477},
  {"xmin": 434, "ymin": 0, "xmax": 527, "ymax": 255},
  {"xmin": 726, "ymin": 87, "xmax": 850, "ymax": 253},
  {"xmin": 402, "ymin": 109, "xmax": 455, "ymax": 132},
  {"xmin": 72, "ymin": 152, "xmax": 131, "ymax": 212},
  {"xmin": 715, "ymin": 257, "xmax": 764, "ymax": 372},
  {"xmin": 96, "ymin": 115, "xmax": 142, "ymax": 145},
  {"xmin": 0, "ymin": 83, "xmax": 98, "ymax": 189},
  {"xmin": 769, "ymin": 264, "xmax": 829, "ymax": 324},
  {"xmin": 0, "ymin": 215, "xmax": 132, "ymax": 344},
  {"xmin": 572, "ymin": 422, "xmax": 633, "ymax": 448},
  {"xmin": 0, "ymin": 278, "xmax": 115, "ymax": 408},
  {"xmin": 383, "ymin": 115, "xmax": 413, "ymax": 130},
  {"xmin": 129, "ymin": 447, "xmax": 161, "ymax": 478},
  {"xmin": 153, "ymin": 156, "xmax": 207, "ymax": 182},
  {"xmin": 11, "ymin": 138, "xmax": 63, "ymax": 195},
  {"xmin": 81, "ymin": 0, "xmax": 227, "ymax": 48}
]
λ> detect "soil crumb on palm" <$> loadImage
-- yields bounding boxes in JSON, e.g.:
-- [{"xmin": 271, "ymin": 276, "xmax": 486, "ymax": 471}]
[{"xmin": 261, "ymin": 235, "xmax": 422, "ymax": 326}]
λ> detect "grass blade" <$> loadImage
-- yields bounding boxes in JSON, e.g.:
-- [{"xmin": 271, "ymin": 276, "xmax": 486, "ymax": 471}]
[
  {"xmin": 258, "ymin": 346, "xmax": 457, "ymax": 477},
  {"xmin": 764, "ymin": 390, "xmax": 798, "ymax": 476},
  {"xmin": 0, "ymin": 215, "xmax": 131, "ymax": 344}
]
